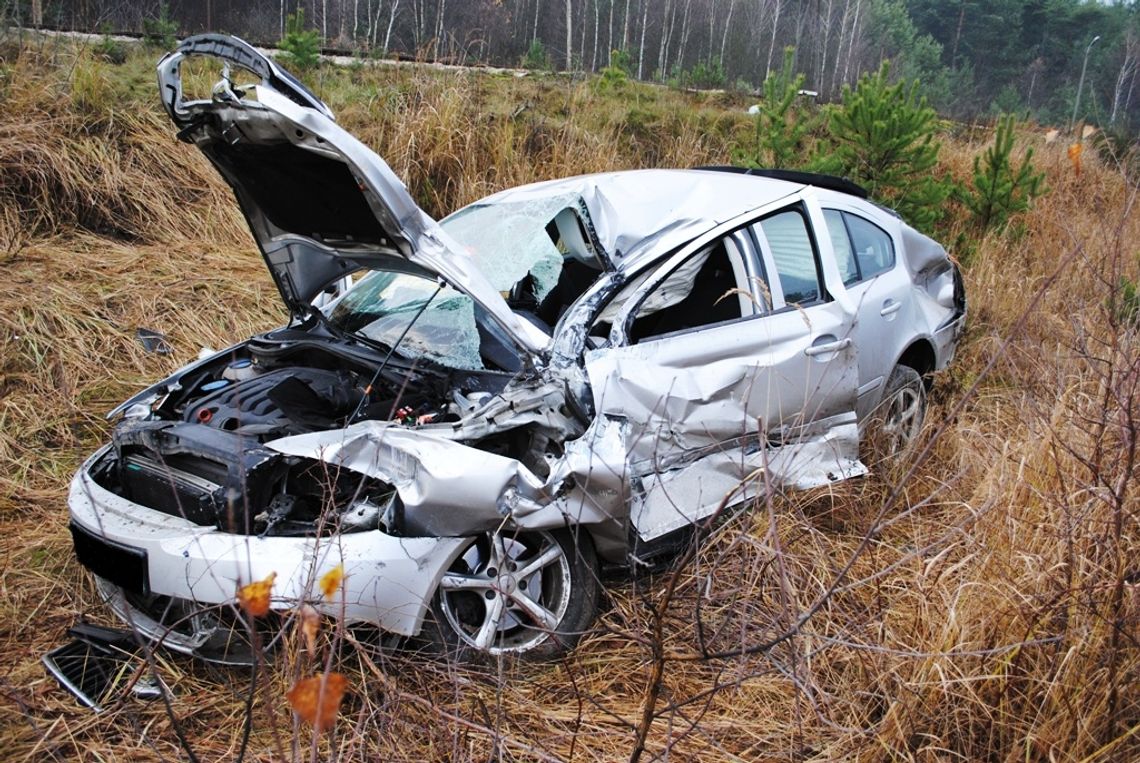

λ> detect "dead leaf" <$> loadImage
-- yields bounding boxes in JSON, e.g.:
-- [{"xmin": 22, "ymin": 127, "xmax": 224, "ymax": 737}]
[
  {"xmin": 1068, "ymin": 143, "xmax": 1083, "ymax": 177},
  {"xmin": 287, "ymin": 672, "xmax": 348, "ymax": 732},
  {"xmin": 319, "ymin": 564, "xmax": 344, "ymax": 599},
  {"xmin": 237, "ymin": 572, "xmax": 277, "ymax": 617},
  {"xmin": 1044, "ymin": 128, "xmax": 1059, "ymax": 144},
  {"xmin": 297, "ymin": 603, "xmax": 320, "ymax": 653}
]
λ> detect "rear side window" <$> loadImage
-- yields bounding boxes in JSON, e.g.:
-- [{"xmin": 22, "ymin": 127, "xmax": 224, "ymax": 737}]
[
  {"xmin": 757, "ymin": 210, "xmax": 820, "ymax": 305},
  {"xmin": 824, "ymin": 210, "xmax": 896, "ymax": 282},
  {"xmin": 823, "ymin": 210, "xmax": 858, "ymax": 285}
]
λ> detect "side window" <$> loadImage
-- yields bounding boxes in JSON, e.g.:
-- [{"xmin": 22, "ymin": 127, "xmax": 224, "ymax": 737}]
[
  {"xmin": 844, "ymin": 213, "xmax": 895, "ymax": 280},
  {"xmin": 758, "ymin": 210, "xmax": 821, "ymax": 305},
  {"xmin": 627, "ymin": 238, "xmax": 753, "ymax": 344},
  {"xmin": 823, "ymin": 210, "xmax": 858, "ymax": 285}
]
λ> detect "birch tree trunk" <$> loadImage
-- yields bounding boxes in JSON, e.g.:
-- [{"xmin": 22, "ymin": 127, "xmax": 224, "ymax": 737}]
[
  {"xmin": 637, "ymin": 0, "xmax": 648, "ymax": 79},
  {"xmin": 841, "ymin": 0, "xmax": 862, "ymax": 90},
  {"xmin": 566, "ymin": 0, "xmax": 574, "ymax": 70},
  {"xmin": 1125, "ymin": 62, "xmax": 1138, "ymax": 119},
  {"xmin": 592, "ymin": 0, "xmax": 600, "ymax": 71},
  {"xmin": 658, "ymin": 0, "xmax": 673, "ymax": 81},
  {"xmin": 412, "ymin": 0, "xmax": 423, "ymax": 48},
  {"xmin": 623, "ymin": 0, "xmax": 631, "ymax": 50},
  {"xmin": 435, "ymin": 0, "xmax": 446, "ymax": 60},
  {"xmin": 384, "ymin": 0, "xmax": 400, "ymax": 53},
  {"xmin": 719, "ymin": 0, "xmax": 734, "ymax": 63},
  {"xmin": 951, "ymin": 0, "xmax": 967, "ymax": 66},
  {"xmin": 580, "ymin": 0, "xmax": 588, "ymax": 67},
  {"xmin": 678, "ymin": 0, "xmax": 693, "ymax": 74},
  {"xmin": 765, "ymin": 0, "xmax": 781, "ymax": 81},
  {"xmin": 828, "ymin": 0, "xmax": 850, "ymax": 97},
  {"xmin": 608, "ymin": 0, "xmax": 615, "ymax": 64},
  {"xmin": 818, "ymin": 0, "xmax": 833, "ymax": 94},
  {"xmin": 1110, "ymin": 45, "xmax": 1137, "ymax": 125}
]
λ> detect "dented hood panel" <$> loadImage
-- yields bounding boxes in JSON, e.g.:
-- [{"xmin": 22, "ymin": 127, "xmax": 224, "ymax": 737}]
[
  {"xmin": 157, "ymin": 35, "xmax": 547, "ymax": 354},
  {"xmin": 267, "ymin": 419, "xmax": 626, "ymax": 537}
]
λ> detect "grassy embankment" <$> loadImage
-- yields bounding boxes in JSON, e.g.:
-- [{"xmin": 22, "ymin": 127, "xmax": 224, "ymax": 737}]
[{"xmin": 0, "ymin": 35, "xmax": 1137, "ymax": 762}]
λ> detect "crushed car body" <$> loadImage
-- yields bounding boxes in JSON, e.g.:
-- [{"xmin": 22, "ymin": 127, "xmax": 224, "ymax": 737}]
[{"xmin": 66, "ymin": 35, "xmax": 966, "ymax": 661}]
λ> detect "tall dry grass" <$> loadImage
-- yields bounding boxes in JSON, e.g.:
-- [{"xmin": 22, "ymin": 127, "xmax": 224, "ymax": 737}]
[{"xmin": 0, "ymin": 36, "xmax": 1136, "ymax": 761}]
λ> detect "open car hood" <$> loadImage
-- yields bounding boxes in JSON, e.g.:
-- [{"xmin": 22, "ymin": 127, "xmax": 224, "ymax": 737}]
[{"xmin": 156, "ymin": 35, "xmax": 547, "ymax": 356}]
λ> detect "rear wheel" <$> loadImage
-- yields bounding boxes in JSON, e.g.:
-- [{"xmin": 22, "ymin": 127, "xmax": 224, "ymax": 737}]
[
  {"xmin": 432, "ymin": 528, "xmax": 598, "ymax": 659},
  {"xmin": 864, "ymin": 364, "xmax": 927, "ymax": 465}
]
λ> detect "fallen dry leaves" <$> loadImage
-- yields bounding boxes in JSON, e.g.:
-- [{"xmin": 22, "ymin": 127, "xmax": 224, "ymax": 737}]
[
  {"xmin": 287, "ymin": 672, "xmax": 348, "ymax": 732},
  {"xmin": 237, "ymin": 572, "xmax": 277, "ymax": 617},
  {"xmin": 319, "ymin": 564, "xmax": 344, "ymax": 599}
]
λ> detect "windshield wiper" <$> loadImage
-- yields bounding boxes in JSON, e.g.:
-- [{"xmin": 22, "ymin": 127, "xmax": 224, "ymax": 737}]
[
  {"xmin": 302, "ymin": 302, "xmax": 397, "ymax": 358},
  {"xmin": 348, "ymin": 280, "xmax": 444, "ymax": 423}
]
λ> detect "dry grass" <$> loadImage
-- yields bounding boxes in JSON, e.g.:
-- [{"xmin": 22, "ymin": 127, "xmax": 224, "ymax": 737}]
[{"xmin": 0, "ymin": 36, "xmax": 1137, "ymax": 762}]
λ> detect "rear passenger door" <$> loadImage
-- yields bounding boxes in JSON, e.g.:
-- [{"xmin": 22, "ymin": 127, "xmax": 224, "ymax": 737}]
[{"xmin": 820, "ymin": 206, "xmax": 914, "ymax": 420}]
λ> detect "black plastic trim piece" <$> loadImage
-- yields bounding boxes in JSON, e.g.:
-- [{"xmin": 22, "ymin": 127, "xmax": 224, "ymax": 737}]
[
  {"xmin": 693, "ymin": 166, "xmax": 870, "ymax": 199},
  {"xmin": 70, "ymin": 521, "xmax": 150, "ymax": 596}
]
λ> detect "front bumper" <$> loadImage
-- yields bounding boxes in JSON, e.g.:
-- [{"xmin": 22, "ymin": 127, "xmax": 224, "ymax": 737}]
[{"xmin": 68, "ymin": 447, "xmax": 468, "ymax": 639}]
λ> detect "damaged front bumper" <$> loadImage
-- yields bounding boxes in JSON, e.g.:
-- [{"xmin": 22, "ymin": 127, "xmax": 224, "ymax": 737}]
[{"xmin": 68, "ymin": 448, "xmax": 469, "ymax": 647}]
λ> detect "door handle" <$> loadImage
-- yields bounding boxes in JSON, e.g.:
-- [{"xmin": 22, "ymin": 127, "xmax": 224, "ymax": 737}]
[
  {"xmin": 804, "ymin": 337, "xmax": 852, "ymax": 356},
  {"xmin": 880, "ymin": 299, "xmax": 902, "ymax": 317}
]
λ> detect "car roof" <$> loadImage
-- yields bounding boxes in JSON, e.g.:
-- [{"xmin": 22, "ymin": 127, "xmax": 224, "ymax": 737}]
[{"xmin": 466, "ymin": 168, "xmax": 812, "ymax": 271}]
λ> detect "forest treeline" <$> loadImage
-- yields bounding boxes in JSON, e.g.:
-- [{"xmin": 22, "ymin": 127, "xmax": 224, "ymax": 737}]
[{"xmin": 15, "ymin": 0, "xmax": 1140, "ymax": 132}]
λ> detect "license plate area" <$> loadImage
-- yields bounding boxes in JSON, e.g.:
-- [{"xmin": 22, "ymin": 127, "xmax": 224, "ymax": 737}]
[{"xmin": 70, "ymin": 521, "xmax": 150, "ymax": 596}]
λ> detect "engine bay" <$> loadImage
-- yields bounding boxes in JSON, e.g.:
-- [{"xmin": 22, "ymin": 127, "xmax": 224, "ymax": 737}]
[{"xmin": 89, "ymin": 334, "xmax": 516, "ymax": 537}]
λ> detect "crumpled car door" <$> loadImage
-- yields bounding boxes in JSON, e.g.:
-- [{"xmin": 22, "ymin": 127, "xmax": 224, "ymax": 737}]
[{"xmin": 583, "ymin": 207, "xmax": 860, "ymax": 541}]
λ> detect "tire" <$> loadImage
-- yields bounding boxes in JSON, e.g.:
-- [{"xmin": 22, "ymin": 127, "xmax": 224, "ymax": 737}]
[
  {"xmin": 430, "ymin": 527, "xmax": 599, "ymax": 660},
  {"xmin": 864, "ymin": 364, "xmax": 927, "ymax": 466}
]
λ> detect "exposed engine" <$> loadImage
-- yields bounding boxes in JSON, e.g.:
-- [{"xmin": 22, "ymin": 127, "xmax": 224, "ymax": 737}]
[
  {"xmin": 88, "ymin": 339, "xmax": 488, "ymax": 537},
  {"xmin": 184, "ymin": 366, "xmax": 364, "ymax": 437}
]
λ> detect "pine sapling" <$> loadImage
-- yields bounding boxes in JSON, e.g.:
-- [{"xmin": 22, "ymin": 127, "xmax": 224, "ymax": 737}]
[
  {"xmin": 279, "ymin": 10, "xmax": 321, "ymax": 72},
  {"xmin": 735, "ymin": 47, "xmax": 816, "ymax": 169},
  {"xmin": 818, "ymin": 62, "xmax": 952, "ymax": 233},
  {"xmin": 964, "ymin": 113, "xmax": 1046, "ymax": 233}
]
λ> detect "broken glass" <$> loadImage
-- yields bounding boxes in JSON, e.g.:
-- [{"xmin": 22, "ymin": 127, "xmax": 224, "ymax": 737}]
[
  {"xmin": 441, "ymin": 193, "xmax": 587, "ymax": 301},
  {"xmin": 325, "ymin": 271, "xmax": 485, "ymax": 370}
]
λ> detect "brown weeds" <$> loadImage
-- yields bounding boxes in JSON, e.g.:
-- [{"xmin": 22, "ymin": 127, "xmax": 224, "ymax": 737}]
[{"xmin": 0, "ymin": 37, "xmax": 1136, "ymax": 762}]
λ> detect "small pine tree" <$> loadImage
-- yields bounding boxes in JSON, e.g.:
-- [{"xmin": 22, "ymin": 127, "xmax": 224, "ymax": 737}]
[
  {"xmin": 597, "ymin": 49, "xmax": 630, "ymax": 90},
  {"xmin": 521, "ymin": 40, "xmax": 552, "ymax": 71},
  {"xmin": 963, "ymin": 113, "xmax": 1046, "ymax": 233},
  {"xmin": 142, "ymin": 2, "xmax": 178, "ymax": 49},
  {"xmin": 735, "ymin": 47, "xmax": 815, "ymax": 169},
  {"xmin": 818, "ymin": 61, "xmax": 951, "ymax": 232},
  {"xmin": 279, "ymin": 10, "xmax": 321, "ymax": 71}
]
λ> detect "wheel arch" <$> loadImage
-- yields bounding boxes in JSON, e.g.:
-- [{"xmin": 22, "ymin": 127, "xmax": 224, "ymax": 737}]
[{"xmin": 895, "ymin": 338, "xmax": 937, "ymax": 381}]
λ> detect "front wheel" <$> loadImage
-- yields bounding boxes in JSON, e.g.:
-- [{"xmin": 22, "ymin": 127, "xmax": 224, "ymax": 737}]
[
  {"xmin": 431, "ymin": 528, "xmax": 599, "ymax": 659},
  {"xmin": 864, "ymin": 364, "xmax": 927, "ymax": 466}
]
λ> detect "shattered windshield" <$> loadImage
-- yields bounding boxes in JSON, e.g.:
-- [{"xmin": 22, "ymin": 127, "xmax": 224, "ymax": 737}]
[
  {"xmin": 324, "ymin": 195, "xmax": 596, "ymax": 371},
  {"xmin": 324, "ymin": 271, "xmax": 489, "ymax": 370},
  {"xmin": 441, "ymin": 193, "xmax": 589, "ymax": 299}
]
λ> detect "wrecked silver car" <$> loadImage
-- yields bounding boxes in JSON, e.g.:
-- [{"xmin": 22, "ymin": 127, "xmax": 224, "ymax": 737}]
[{"xmin": 66, "ymin": 35, "xmax": 965, "ymax": 661}]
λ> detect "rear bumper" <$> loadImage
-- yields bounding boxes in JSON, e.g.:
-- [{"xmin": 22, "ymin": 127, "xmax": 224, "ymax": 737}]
[{"xmin": 933, "ymin": 310, "xmax": 966, "ymax": 369}]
